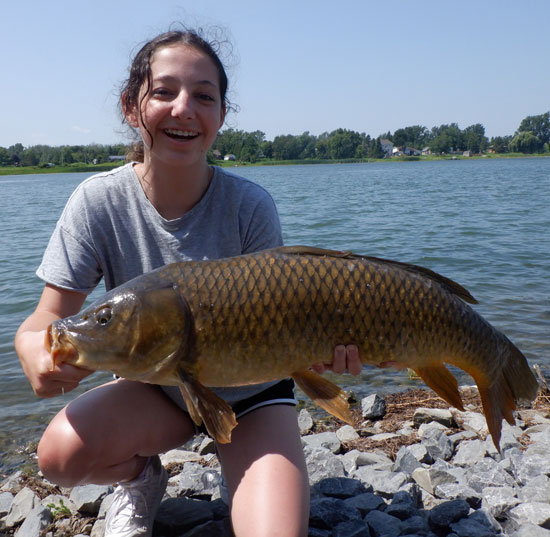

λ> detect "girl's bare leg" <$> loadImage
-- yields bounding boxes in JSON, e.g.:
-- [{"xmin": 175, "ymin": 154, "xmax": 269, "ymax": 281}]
[
  {"xmin": 217, "ymin": 405, "xmax": 309, "ymax": 537},
  {"xmin": 37, "ymin": 379, "xmax": 194, "ymax": 487}
]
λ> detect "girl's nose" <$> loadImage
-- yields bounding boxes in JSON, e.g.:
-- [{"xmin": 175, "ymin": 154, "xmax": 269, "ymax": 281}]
[{"xmin": 172, "ymin": 91, "xmax": 194, "ymax": 118}]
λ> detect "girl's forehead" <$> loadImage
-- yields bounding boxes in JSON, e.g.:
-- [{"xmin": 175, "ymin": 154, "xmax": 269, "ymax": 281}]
[{"xmin": 150, "ymin": 44, "xmax": 216, "ymax": 73}]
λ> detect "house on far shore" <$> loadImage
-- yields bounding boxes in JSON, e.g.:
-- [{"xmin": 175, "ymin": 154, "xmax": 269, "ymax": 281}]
[
  {"xmin": 380, "ymin": 139, "xmax": 394, "ymax": 157},
  {"xmin": 463, "ymin": 150, "xmax": 473, "ymax": 157},
  {"xmin": 421, "ymin": 147, "xmax": 431, "ymax": 156},
  {"xmin": 109, "ymin": 155, "xmax": 125, "ymax": 162},
  {"xmin": 212, "ymin": 149, "xmax": 222, "ymax": 160},
  {"xmin": 224, "ymin": 154, "xmax": 236, "ymax": 161},
  {"xmin": 487, "ymin": 146, "xmax": 496, "ymax": 154}
]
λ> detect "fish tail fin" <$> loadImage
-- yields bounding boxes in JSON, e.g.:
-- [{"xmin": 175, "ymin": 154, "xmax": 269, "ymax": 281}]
[
  {"xmin": 292, "ymin": 370, "xmax": 354, "ymax": 425},
  {"xmin": 467, "ymin": 340, "xmax": 539, "ymax": 451},
  {"xmin": 413, "ymin": 363, "xmax": 465, "ymax": 411}
]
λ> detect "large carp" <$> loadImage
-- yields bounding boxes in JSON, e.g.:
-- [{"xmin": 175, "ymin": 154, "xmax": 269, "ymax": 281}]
[{"xmin": 46, "ymin": 246, "xmax": 539, "ymax": 448}]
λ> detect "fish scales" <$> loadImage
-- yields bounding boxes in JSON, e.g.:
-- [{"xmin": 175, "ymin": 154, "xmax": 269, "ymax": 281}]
[{"xmin": 47, "ymin": 246, "xmax": 539, "ymax": 447}]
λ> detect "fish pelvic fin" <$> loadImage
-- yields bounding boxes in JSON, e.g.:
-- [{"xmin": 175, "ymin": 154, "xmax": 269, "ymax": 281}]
[
  {"xmin": 413, "ymin": 364, "xmax": 465, "ymax": 411},
  {"xmin": 178, "ymin": 369, "xmax": 237, "ymax": 444},
  {"xmin": 292, "ymin": 369, "xmax": 353, "ymax": 425}
]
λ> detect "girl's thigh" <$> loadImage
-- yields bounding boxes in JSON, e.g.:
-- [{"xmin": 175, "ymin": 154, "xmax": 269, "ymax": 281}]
[
  {"xmin": 217, "ymin": 404, "xmax": 309, "ymax": 537},
  {"xmin": 38, "ymin": 379, "xmax": 194, "ymax": 485}
]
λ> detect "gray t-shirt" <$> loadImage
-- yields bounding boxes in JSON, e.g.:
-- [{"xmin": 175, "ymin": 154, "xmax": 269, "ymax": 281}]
[{"xmin": 37, "ymin": 163, "xmax": 284, "ymax": 406}]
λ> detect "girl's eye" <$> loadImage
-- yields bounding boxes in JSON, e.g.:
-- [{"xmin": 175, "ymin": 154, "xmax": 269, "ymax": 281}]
[
  {"xmin": 152, "ymin": 88, "xmax": 171, "ymax": 97},
  {"xmin": 198, "ymin": 93, "xmax": 215, "ymax": 102}
]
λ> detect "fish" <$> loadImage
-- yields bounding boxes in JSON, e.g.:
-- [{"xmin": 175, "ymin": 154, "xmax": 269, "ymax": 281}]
[{"xmin": 46, "ymin": 246, "xmax": 539, "ymax": 448}]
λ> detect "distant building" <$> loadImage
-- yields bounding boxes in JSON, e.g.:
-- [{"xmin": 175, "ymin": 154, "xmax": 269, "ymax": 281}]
[
  {"xmin": 212, "ymin": 149, "xmax": 222, "ymax": 160},
  {"xmin": 421, "ymin": 147, "xmax": 431, "ymax": 156},
  {"xmin": 463, "ymin": 150, "xmax": 473, "ymax": 157},
  {"xmin": 224, "ymin": 154, "xmax": 236, "ymax": 161},
  {"xmin": 380, "ymin": 139, "xmax": 394, "ymax": 156},
  {"xmin": 109, "ymin": 155, "xmax": 125, "ymax": 162}
]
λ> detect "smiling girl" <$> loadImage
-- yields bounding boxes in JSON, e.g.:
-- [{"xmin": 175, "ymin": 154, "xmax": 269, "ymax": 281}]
[{"xmin": 15, "ymin": 28, "xmax": 361, "ymax": 537}]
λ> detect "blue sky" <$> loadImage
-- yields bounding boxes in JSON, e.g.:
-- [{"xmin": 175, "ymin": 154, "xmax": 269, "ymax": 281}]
[{"xmin": 2, "ymin": 0, "xmax": 549, "ymax": 147}]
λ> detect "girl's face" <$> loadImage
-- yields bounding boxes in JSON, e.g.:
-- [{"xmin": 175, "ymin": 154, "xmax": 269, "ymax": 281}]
[{"xmin": 126, "ymin": 43, "xmax": 226, "ymax": 169}]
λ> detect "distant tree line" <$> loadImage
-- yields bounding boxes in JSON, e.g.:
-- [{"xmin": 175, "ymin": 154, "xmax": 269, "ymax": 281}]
[{"xmin": 1, "ymin": 112, "xmax": 549, "ymax": 167}]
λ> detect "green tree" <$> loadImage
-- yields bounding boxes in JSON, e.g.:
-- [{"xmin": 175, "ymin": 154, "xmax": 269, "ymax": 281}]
[
  {"xmin": 392, "ymin": 125, "xmax": 429, "ymax": 149},
  {"xmin": 509, "ymin": 132, "xmax": 543, "ymax": 153},
  {"xmin": 489, "ymin": 136, "xmax": 511, "ymax": 153},
  {"xmin": 517, "ymin": 112, "xmax": 550, "ymax": 145},
  {"xmin": 367, "ymin": 137, "xmax": 385, "ymax": 159},
  {"xmin": 463, "ymin": 124, "xmax": 488, "ymax": 153},
  {"xmin": 0, "ymin": 146, "xmax": 11, "ymax": 165}
]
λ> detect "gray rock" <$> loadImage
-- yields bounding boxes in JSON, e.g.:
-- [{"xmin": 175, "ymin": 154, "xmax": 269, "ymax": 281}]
[
  {"xmin": 392, "ymin": 446, "xmax": 422, "ymax": 475},
  {"xmin": 384, "ymin": 500, "xmax": 419, "ymax": 521},
  {"xmin": 305, "ymin": 447, "xmax": 346, "ymax": 486},
  {"xmin": 297, "ymin": 408, "xmax": 314, "ymax": 434},
  {"xmin": 481, "ymin": 485, "xmax": 519, "ymax": 518},
  {"xmin": 434, "ymin": 482, "xmax": 481, "ymax": 508},
  {"xmin": 332, "ymin": 519, "xmax": 372, "ymax": 537},
  {"xmin": 309, "ymin": 497, "xmax": 361, "ymax": 529},
  {"xmin": 69, "ymin": 483, "xmax": 113, "ymax": 515},
  {"xmin": 407, "ymin": 443, "xmax": 433, "ymax": 464},
  {"xmin": 517, "ymin": 474, "xmax": 550, "ymax": 503},
  {"xmin": 354, "ymin": 450, "xmax": 394, "ymax": 471},
  {"xmin": 155, "ymin": 497, "xmax": 214, "ymax": 534},
  {"xmin": 452, "ymin": 439, "xmax": 487, "ymax": 467},
  {"xmin": 314, "ymin": 477, "xmax": 369, "ymax": 499},
  {"xmin": 0, "ymin": 490, "xmax": 14, "ymax": 516},
  {"xmin": 449, "ymin": 516, "xmax": 498, "ymax": 537},
  {"xmin": 198, "ymin": 436, "xmax": 216, "ymax": 455},
  {"xmin": 182, "ymin": 517, "xmax": 233, "ymax": 537},
  {"xmin": 160, "ymin": 448, "xmax": 205, "ymax": 465},
  {"xmin": 412, "ymin": 467, "xmax": 456, "ymax": 495},
  {"xmin": 336, "ymin": 425, "xmax": 360, "ymax": 442},
  {"xmin": 413, "ymin": 407, "xmax": 455, "ymax": 427},
  {"xmin": 0, "ymin": 470, "xmax": 23, "ymax": 492},
  {"xmin": 344, "ymin": 493, "xmax": 386, "ymax": 515},
  {"xmin": 302, "ymin": 431, "xmax": 341, "ymax": 453},
  {"xmin": 428, "ymin": 499, "xmax": 470, "ymax": 530},
  {"xmin": 399, "ymin": 514, "xmax": 431, "ymax": 535},
  {"xmin": 352, "ymin": 467, "xmax": 410, "ymax": 498},
  {"xmin": 361, "ymin": 394, "xmax": 386, "ymax": 420},
  {"xmin": 364, "ymin": 509, "xmax": 402, "ymax": 537},
  {"xmin": 421, "ymin": 427, "xmax": 454, "ymax": 461},
  {"xmin": 168, "ymin": 462, "xmax": 220, "ymax": 498},
  {"xmin": 508, "ymin": 501, "xmax": 550, "ymax": 530},
  {"xmin": 452, "ymin": 410, "xmax": 489, "ymax": 437},
  {"xmin": 13, "ymin": 505, "xmax": 52, "ymax": 537},
  {"xmin": 509, "ymin": 451, "xmax": 548, "ymax": 485},
  {"xmin": 5, "ymin": 487, "xmax": 39, "ymax": 528},
  {"xmin": 465, "ymin": 458, "xmax": 517, "ymax": 493},
  {"xmin": 510, "ymin": 522, "xmax": 550, "ymax": 536}
]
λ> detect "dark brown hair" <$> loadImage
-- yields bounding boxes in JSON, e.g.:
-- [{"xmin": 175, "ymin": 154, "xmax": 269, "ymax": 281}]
[{"xmin": 120, "ymin": 29, "xmax": 231, "ymax": 162}]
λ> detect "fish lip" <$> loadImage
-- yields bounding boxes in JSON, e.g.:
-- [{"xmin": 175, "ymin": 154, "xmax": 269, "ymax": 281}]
[{"xmin": 46, "ymin": 322, "xmax": 79, "ymax": 370}]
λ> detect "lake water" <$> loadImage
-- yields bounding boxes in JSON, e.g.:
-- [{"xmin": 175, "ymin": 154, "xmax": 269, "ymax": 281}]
[{"xmin": 1, "ymin": 158, "xmax": 549, "ymax": 472}]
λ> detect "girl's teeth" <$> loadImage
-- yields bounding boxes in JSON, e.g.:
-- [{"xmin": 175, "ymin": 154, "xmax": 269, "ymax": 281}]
[{"xmin": 165, "ymin": 129, "xmax": 198, "ymax": 137}]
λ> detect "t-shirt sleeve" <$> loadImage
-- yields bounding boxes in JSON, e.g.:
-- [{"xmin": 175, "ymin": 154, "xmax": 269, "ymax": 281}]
[
  {"xmin": 240, "ymin": 189, "xmax": 283, "ymax": 254},
  {"xmin": 36, "ymin": 190, "xmax": 103, "ymax": 294}
]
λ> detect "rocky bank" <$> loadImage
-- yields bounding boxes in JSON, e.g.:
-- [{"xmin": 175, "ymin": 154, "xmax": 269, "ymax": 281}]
[{"xmin": 2, "ymin": 385, "xmax": 550, "ymax": 537}]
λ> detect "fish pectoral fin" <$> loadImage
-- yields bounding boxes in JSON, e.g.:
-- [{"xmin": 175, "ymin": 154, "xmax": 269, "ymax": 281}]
[
  {"xmin": 413, "ymin": 363, "xmax": 465, "ymax": 411},
  {"xmin": 292, "ymin": 369, "xmax": 353, "ymax": 425},
  {"xmin": 178, "ymin": 369, "xmax": 237, "ymax": 444}
]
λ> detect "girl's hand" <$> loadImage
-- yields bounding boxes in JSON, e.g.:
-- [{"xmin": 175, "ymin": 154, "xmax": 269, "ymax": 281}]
[
  {"xmin": 17, "ymin": 329, "xmax": 92, "ymax": 398},
  {"xmin": 312, "ymin": 344, "xmax": 362, "ymax": 376}
]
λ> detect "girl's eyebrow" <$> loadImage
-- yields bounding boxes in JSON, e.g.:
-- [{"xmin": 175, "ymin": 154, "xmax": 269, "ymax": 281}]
[{"xmin": 152, "ymin": 75, "xmax": 218, "ymax": 88}]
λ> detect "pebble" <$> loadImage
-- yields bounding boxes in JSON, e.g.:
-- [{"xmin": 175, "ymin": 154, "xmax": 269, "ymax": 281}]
[{"xmin": 2, "ymin": 389, "xmax": 550, "ymax": 537}]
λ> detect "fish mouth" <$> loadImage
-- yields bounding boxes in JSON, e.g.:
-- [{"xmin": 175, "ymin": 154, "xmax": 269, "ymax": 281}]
[{"xmin": 45, "ymin": 323, "xmax": 79, "ymax": 370}]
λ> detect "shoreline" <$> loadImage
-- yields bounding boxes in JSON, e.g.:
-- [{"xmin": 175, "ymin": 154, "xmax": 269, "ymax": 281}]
[
  {"xmin": 2, "ymin": 385, "xmax": 550, "ymax": 536},
  {"xmin": 1, "ymin": 153, "xmax": 549, "ymax": 176}
]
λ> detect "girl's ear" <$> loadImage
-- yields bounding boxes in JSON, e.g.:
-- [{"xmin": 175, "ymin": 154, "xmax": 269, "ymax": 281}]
[{"xmin": 121, "ymin": 92, "xmax": 139, "ymax": 128}]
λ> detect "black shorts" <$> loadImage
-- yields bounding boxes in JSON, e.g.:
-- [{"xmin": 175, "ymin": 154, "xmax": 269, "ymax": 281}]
[{"xmin": 194, "ymin": 379, "xmax": 297, "ymax": 436}]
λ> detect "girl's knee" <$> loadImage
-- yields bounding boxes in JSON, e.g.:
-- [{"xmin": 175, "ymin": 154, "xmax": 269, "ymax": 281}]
[{"xmin": 37, "ymin": 413, "xmax": 96, "ymax": 487}]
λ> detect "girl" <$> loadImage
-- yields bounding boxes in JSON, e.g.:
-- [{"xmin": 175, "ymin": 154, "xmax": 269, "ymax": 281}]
[{"xmin": 15, "ymin": 29, "xmax": 361, "ymax": 537}]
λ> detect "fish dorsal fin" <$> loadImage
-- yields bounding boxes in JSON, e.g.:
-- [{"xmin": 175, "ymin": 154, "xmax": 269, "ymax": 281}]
[
  {"xmin": 292, "ymin": 369, "xmax": 353, "ymax": 425},
  {"xmin": 360, "ymin": 256, "xmax": 478, "ymax": 304},
  {"xmin": 272, "ymin": 246, "xmax": 477, "ymax": 305}
]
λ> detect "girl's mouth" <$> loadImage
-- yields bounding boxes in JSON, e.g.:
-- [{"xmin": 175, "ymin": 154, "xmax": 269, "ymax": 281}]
[{"xmin": 164, "ymin": 128, "xmax": 199, "ymax": 141}]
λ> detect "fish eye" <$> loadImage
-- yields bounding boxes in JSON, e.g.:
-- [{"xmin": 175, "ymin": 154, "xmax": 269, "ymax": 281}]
[{"xmin": 95, "ymin": 307, "xmax": 112, "ymax": 326}]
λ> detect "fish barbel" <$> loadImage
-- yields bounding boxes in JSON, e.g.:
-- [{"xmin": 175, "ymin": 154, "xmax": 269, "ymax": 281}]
[{"xmin": 46, "ymin": 246, "xmax": 539, "ymax": 447}]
